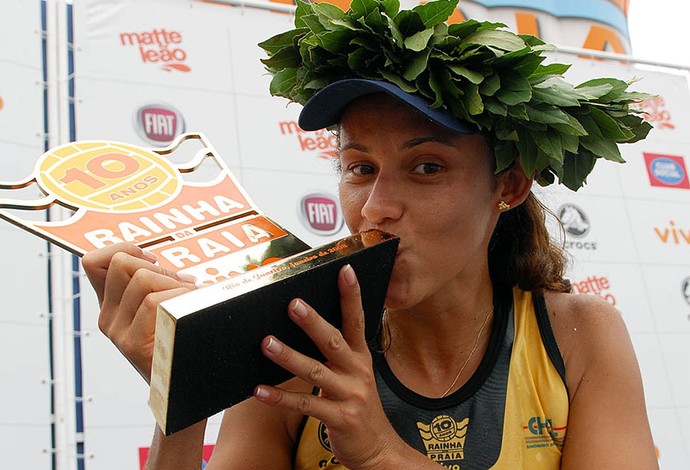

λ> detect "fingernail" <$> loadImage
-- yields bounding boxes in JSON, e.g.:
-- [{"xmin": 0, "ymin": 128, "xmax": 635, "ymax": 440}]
[
  {"xmin": 291, "ymin": 299, "xmax": 308, "ymax": 318},
  {"xmin": 254, "ymin": 386, "xmax": 269, "ymax": 399},
  {"xmin": 343, "ymin": 264, "xmax": 356, "ymax": 286},
  {"xmin": 141, "ymin": 250, "xmax": 158, "ymax": 263},
  {"xmin": 265, "ymin": 337, "xmax": 283, "ymax": 354},
  {"xmin": 177, "ymin": 272, "xmax": 197, "ymax": 283}
]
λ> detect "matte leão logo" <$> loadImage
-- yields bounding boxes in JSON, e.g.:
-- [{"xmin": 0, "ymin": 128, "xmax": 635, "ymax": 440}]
[
  {"xmin": 278, "ymin": 120, "xmax": 338, "ymax": 160},
  {"xmin": 119, "ymin": 28, "xmax": 190, "ymax": 72}
]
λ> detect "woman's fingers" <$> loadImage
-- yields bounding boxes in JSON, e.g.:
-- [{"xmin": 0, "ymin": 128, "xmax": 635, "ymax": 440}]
[
  {"xmin": 84, "ymin": 243, "xmax": 197, "ymax": 383},
  {"xmin": 98, "ymin": 251, "xmax": 195, "ymax": 330},
  {"xmin": 82, "ymin": 242, "xmax": 155, "ymax": 305},
  {"xmin": 260, "ymin": 335, "xmax": 339, "ymax": 391},
  {"xmin": 259, "ymin": 264, "xmax": 372, "ymax": 397},
  {"xmin": 120, "ymin": 286, "xmax": 192, "ymax": 382},
  {"xmin": 108, "ymin": 267, "xmax": 192, "ymax": 334},
  {"xmin": 337, "ymin": 264, "xmax": 369, "ymax": 354}
]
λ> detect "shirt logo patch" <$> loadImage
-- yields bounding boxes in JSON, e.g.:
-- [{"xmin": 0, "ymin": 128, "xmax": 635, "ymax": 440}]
[
  {"xmin": 417, "ymin": 415, "xmax": 468, "ymax": 466},
  {"xmin": 523, "ymin": 416, "xmax": 566, "ymax": 450}
]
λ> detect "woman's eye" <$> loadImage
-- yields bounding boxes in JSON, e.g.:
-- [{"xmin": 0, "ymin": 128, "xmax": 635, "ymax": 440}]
[
  {"xmin": 412, "ymin": 162, "xmax": 443, "ymax": 175},
  {"xmin": 349, "ymin": 164, "xmax": 376, "ymax": 176}
]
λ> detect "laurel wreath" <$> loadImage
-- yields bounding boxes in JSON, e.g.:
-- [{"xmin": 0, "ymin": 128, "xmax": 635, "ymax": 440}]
[{"xmin": 258, "ymin": 0, "xmax": 652, "ymax": 190}]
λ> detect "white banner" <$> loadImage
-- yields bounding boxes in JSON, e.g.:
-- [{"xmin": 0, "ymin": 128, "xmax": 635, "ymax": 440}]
[
  {"xmin": 0, "ymin": 0, "xmax": 685, "ymax": 468},
  {"xmin": 0, "ymin": 1, "xmax": 52, "ymax": 470}
]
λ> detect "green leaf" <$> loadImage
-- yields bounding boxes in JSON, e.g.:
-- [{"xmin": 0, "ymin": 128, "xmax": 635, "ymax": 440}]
[
  {"xmin": 312, "ymin": 1, "xmax": 346, "ymax": 24},
  {"xmin": 260, "ymin": 45, "xmax": 302, "ymax": 70},
  {"xmin": 294, "ymin": 0, "xmax": 315, "ymax": 28},
  {"xmin": 448, "ymin": 64, "xmax": 484, "ymax": 84},
  {"xmin": 394, "ymin": 10, "xmax": 424, "ymax": 37},
  {"xmin": 580, "ymin": 138, "xmax": 624, "ymax": 163},
  {"xmin": 573, "ymin": 83, "xmax": 614, "ymax": 101},
  {"xmin": 379, "ymin": 0, "xmax": 401, "ymax": 17},
  {"xmin": 464, "ymin": 29, "xmax": 526, "ymax": 52},
  {"xmin": 350, "ymin": 0, "xmax": 376, "ymax": 18},
  {"xmin": 531, "ymin": 62, "xmax": 571, "ymax": 80},
  {"xmin": 576, "ymin": 77, "xmax": 627, "ymax": 101},
  {"xmin": 464, "ymin": 83, "xmax": 484, "ymax": 115},
  {"xmin": 269, "ymin": 67, "xmax": 297, "ymax": 97},
  {"xmin": 496, "ymin": 73, "xmax": 531, "ymax": 106},
  {"xmin": 385, "ymin": 16, "xmax": 404, "ymax": 46},
  {"xmin": 531, "ymin": 129, "xmax": 563, "ymax": 162},
  {"xmin": 494, "ymin": 140, "xmax": 517, "ymax": 173},
  {"xmin": 317, "ymin": 29, "xmax": 353, "ymax": 53},
  {"xmin": 380, "ymin": 71, "xmax": 417, "ymax": 92},
  {"xmin": 550, "ymin": 113, "xmax": 588, "ymax": 136},
  {"xmin": 479, "ymin": 74, "xmax": 500, "ymax": 96},
  {"xmin": 562, "ymin": 151, "xmax": 596, "ymax": 190},
  {"xmin": 447, "ymin": 19, "xmax": 483, "ymax": 38},
  {"xmin": 575, "ymin": 113, "xmax": 603, "ymax": 139},
  {"xmin": 404, "ymin": 28, "xmax": 435, "ymax": 51},
  {"xmin": 532, "ymin": 77, "xmax": 581, "ymax": 107},
  {"xmin": 412, "ymin": 0, "xmax": 459, "ymax": 28},
  {"xmin": 330, "ymin": 18, "xmax": 359, "ymax": 31},
  {"xmin": 258, "ymin": 28, "xmax": 308, "ymax": 55},
  {"xmin": 402, "ymin": 48, "xmax": 431, "ymax": 81},
  {"xmin": 525, "ymin": 104, "xmax": 571, "ymax": 125},
  {"xmin": 363, "ymin": 8, "xmax": 387, "ymax": 32},
  {"xmin": 589, "ymin": 107, "xmax": 635, "ymax": 141},
  {"xmin": 512, "ymin": 53, "xmax": 545, "ymax": 77},
  {"xmin": 558, "ymin": 130, "xmax": 580, "ymax": 153},
  {"xmin": 485, "ymin": 99, "xmax": 507, "ymax": 116},
  {"xmin": 507, "ymin": 103, "xmax": 529, "ymax": 120},
  {"xmin": 516, "ymin": 128, "xmax": 538, "ymax": 177}
]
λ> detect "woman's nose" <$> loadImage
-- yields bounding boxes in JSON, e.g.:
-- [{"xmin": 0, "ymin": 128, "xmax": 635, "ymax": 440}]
[{"xmin": 360, "ymin": 176, "xmax": 404, "ymax": 224}]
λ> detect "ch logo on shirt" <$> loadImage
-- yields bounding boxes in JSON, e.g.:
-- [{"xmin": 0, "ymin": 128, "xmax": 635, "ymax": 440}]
[
  {"xmin": 523, "ymin": 416, "xmax": 566, "ymax": 450},
  {"xmin": 417, "ymin": 415, "xmax": 468, "ymax": 467}
]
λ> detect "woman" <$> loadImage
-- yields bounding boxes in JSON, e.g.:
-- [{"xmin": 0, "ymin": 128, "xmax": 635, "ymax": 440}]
[{"xmin": 83, "ymin": 1, "xmax": 658, "ymax": 468}]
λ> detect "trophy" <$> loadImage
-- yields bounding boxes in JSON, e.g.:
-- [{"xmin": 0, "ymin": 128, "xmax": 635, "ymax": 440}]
[{"xmin": 0, "ymin": 133, "xmax": 398, "ymax": 434}]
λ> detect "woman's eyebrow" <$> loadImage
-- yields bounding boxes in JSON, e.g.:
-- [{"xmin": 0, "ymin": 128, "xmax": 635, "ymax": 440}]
[
  {"xmin": 403, "ymin": 136, "xmax": 456, "ymax": 149},
  {"xmin": 340, "ymin": 136, "xmax": 456, "ymax": 153},
  {"xmin": 339, "ymin": 142, "xmax": 369, "ymax": 153}
]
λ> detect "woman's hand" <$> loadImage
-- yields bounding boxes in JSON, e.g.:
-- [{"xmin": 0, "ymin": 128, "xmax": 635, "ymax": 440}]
[
  {"xmin": 82, "ymin": 243, "xmax": 197, "ymax": 383},
  {"xmin": 252, "ymin": 264, "xmax": 406, "ymax": 469}
]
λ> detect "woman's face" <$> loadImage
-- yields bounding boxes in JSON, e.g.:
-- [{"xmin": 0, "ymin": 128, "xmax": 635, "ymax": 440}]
[{"xmin": 338, "ymin": 94, "xmax": 503, "ymax": 310}]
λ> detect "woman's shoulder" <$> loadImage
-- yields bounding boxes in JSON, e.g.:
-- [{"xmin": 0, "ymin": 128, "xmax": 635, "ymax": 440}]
[{"xmin": 540, "ymin": 290, "xmax": 633, "ymax": 395}]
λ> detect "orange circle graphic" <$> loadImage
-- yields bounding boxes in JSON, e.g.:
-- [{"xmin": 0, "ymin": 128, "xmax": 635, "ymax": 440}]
[{"xmin": 35, "ymin": 140, "xmax": 182, "ymax": 212}]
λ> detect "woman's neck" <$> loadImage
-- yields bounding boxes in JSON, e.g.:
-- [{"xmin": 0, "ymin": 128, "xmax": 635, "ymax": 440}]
[{"xmin": 382, "ymin": 273, "xmax": 497, "ymax": 397}]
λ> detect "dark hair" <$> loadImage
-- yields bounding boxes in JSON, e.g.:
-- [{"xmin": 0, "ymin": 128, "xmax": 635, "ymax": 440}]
[{"xmin": 488, "ymin": 192, "xmax": 572, "ymax": 293}]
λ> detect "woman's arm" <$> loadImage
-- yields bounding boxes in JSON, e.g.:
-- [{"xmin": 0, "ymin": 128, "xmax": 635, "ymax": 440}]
[
  {"xmin": 82, "ymin": 244, "xmax": 310, "ymax": 469},
  {"xmin": 547, "ymin": 292, "xmax": 658, "ymax": 470}
]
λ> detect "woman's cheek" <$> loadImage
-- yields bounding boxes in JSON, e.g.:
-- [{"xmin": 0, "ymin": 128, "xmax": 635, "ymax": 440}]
[{"xmin": 339, "ymin": 186, "xmax": 366, "ymax": 229}]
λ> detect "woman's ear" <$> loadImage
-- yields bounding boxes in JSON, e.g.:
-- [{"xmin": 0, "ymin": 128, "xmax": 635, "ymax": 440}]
[{"xmin": 495, "ymin": 160, "xmax": 532, "ymax": 211}]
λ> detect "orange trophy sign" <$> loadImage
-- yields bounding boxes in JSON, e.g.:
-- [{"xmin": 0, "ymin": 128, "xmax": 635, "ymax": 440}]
[
  {"xmin": 0, "ymin": 133, "xmax": 309, "ymax": 285},
  {"xmin": 0, "ymin": 133, "xmax": 399, "ymax": 435}
]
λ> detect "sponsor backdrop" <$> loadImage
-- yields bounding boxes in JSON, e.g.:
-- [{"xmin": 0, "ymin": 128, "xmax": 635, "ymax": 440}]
[
  {"xmin": 0, "ymin": 1, "xmax": 53, "ymax": 470},
  {"xmin": 0, "ymin": 0, "xmax": 688, "ymax": 468}
]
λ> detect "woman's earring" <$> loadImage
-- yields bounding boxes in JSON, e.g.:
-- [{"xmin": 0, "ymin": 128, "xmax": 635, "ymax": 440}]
[{"xmin": 498, "ymin": 201, "xmax": 510, "ymax": 211}]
